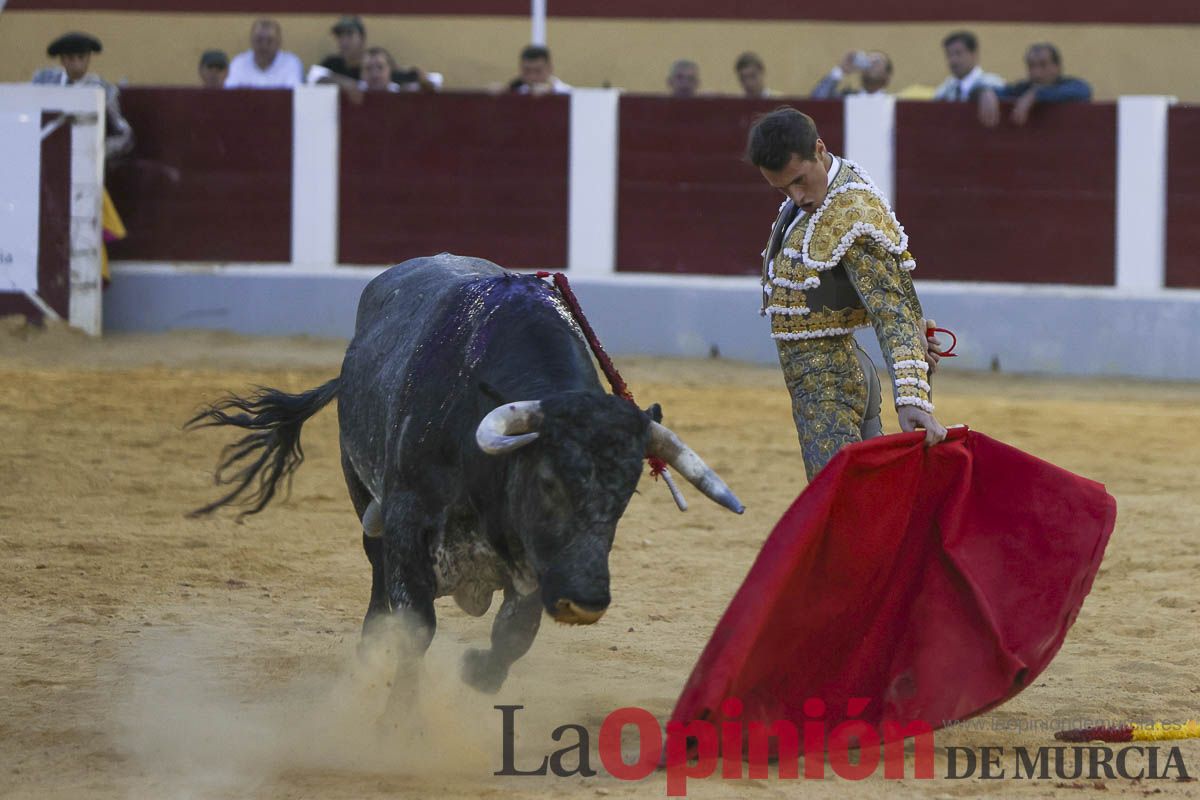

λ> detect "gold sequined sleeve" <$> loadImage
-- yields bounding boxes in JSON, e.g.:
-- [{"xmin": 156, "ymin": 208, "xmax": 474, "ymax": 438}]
[{"xmin": 841, "ymin": 240, "xmax": 934, "ymax": 412}]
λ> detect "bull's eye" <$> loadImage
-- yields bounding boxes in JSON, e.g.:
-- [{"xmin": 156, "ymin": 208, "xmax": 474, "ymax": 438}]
[
  {"xmin": 534, "ymin": 466, "xmax": 575, "ymax": 512},
  {"xmin": 535, "ymin": 464, "xmax": 561, "ymax": 495},
  {"xmin": 540, "ymin": 474, "xmax": 563, "ymax": 498}
]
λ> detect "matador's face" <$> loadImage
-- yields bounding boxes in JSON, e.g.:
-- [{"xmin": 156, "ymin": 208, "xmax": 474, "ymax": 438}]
[{"xmin": 759, "ymin": 139, "xmax": 832, "ymax": 216}]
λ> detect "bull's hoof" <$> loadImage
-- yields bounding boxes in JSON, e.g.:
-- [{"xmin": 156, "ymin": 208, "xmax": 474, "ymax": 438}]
[{"xmin": 462, "ymin": 648, "xmax": 508, "ymax": 694}]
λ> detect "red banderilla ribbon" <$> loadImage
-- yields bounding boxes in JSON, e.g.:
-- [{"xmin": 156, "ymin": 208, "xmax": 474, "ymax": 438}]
[
  {"xmin": 926, "ymin": 326, "xmax": 958, "ymax": 358},
  {"xmin": 534, "ymin": 270, "xmax": 687, "ymax": 509}
]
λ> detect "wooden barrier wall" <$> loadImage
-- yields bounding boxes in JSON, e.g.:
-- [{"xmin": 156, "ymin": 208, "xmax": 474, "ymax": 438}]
[
  {"xmin": 895, "ymin": 102, "xmax": 1117, "ymax": 285},
  {"xmin": 97, "ymin": 89, "xmax": 1197, "ymax": 289},
  {"xmin": 616, "ymin": 97, "xmax": 843, "ymax": 275},
  {"xmin": 1166, "ymin": 105, "xmax": 1200, "ymax": 289},
  {"xmin": 338, "ymin": 93, "xmax": 568, "ymax": 269},
  {"xmin": 107, "ymin": 89, "xmax": 292, "ymax": 262}
]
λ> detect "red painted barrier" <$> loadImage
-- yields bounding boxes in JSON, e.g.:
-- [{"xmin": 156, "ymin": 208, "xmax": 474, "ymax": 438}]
[
  {"xmin": 338, "ymin": 92, "xmax": 568, "ymax": 269},
  {"xmin": 93, "ymin": 90, "xmax": 1137, "ymax": 286},
  {"xmin": 616, "ymin": 97, "xmax": 844, "ymax": 275},
  {"xmin": 107, "ymin": 88, "xmax": 292, "ymax": 263},
  {"xmin": 895, "ymin": 101, "xmax": 1116, "ymax": 285},
  {"xmin": 1166, "ymin": 105, "xmax": 1200, "ymax": 289}
]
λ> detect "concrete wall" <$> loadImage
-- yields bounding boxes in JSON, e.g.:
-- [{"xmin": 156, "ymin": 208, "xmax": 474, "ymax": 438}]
[{"xmin": 103, "ymin": 265, "xmax": 1200, "ymax": 381}]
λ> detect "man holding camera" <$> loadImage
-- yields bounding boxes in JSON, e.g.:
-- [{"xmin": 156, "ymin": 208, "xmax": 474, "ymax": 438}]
[{"xmin": 811, "ymin": 50, "xmax": 893, "ymax": 99}]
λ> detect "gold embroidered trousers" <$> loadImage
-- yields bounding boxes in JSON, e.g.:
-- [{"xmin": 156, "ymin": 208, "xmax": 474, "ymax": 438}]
[{"xmin": 777, "ymin": 334, "xmax": 883, "ymax": 481}]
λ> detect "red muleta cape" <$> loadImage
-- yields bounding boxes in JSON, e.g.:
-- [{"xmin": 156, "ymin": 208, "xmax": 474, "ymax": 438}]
[{"xmin": 669, "ymin": 426, "xmax": 1116, "ymax": 738}]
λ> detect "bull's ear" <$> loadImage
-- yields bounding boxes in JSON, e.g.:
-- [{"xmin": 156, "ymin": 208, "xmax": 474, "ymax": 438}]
[
  {"xmin": 643, "ymin": 403, "xmax": 663, "ymax": 424},
  {"xmin": 478, "ymin": 381, "xmax": 506, "ymax": 406}
]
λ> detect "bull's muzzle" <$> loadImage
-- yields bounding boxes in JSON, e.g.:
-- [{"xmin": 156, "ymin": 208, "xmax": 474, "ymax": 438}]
[{"xmin": 551, "ymin": 598, "xmax": 607, "ymax": 625}]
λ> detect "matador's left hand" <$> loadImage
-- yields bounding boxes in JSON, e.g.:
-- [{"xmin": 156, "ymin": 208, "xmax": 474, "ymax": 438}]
[
  {"xmin": 898, "ymin": 406, "xmax": 947, "ymax": 446},
  {"xmin": 921, "ymin": 317, "xmax": 942, "ymax": 374}
]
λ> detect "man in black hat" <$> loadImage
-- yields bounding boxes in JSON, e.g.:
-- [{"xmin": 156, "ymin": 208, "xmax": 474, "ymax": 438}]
[
  {"xmin": 198, "ymin": 50, "xmax": 229, "ymax": 89},
  {"xmin": 33, "ymin": 31, "xmax": 133, "ymax": 160}
]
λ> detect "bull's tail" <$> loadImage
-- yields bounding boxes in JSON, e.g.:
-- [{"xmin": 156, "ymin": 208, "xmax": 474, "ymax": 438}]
[{"xmin": 186, "ymin": 378, "xmax": 340, "ymax": 519}]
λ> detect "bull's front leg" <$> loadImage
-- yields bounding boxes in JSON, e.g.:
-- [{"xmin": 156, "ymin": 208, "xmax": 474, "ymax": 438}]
[
  {"xmin": 462, "ymin": 586, "xmax": 543, "ymax": 693},
  {"xmin": 377, "ymin": 495, "xmax": 438, "ymax": 643},
  {"xmin": 367, "ymin": 490, "xmax": 440, "ymax": 716}
]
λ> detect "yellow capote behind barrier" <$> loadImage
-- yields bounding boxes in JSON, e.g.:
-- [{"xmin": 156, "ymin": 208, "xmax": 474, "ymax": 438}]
[{"xmin": 101, "ymin": 188, "xmax": 126, "ymax": 284}]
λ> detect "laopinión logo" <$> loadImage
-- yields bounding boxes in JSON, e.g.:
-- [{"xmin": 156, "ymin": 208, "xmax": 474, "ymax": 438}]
[{"xmin": 494, "ymin": 700, "xmax": 1192, "ymax": 797}]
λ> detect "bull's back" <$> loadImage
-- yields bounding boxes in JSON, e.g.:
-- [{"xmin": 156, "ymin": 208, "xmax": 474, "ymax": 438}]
[
  {"xmin": 343, "ymin": 254, "xmax": 502, "ymax": 378},
  {"xmin": 337, "ymin": 255, "xmax": 522, "ymax": 493},
  {"xmin": 353, "ymin": 255, "xmax": 505, "ymax": 341}
]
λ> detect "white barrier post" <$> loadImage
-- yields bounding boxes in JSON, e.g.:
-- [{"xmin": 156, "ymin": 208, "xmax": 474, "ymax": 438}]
[
  {"xmin": 1116, "ymin": 95, "xmax": 1174, "ymax": 292},
  {"xmin": 844, "ymin": 93, "xmax": 896, "ymax": 206},
  {"xmin": 68, "ymin": 90, "xmax": 105, "ymax": 335},
  {"xmin": 531, "ymin": 0, "xmax": 547, "ymax": 46},
  {"xmin": 291, "ymin": 85, "xmax": 339, "ymax": 269},
  {"xmin": 568, "ymin": 88, "xmax": 619, "ymax": 277},
  {"xmin": 0, "ymin": 84, "xmax": 104, "ymax": 335}
]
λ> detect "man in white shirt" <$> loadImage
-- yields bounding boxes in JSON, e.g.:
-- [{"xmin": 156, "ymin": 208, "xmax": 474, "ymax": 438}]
[
  {"xmin": 667, "ymin": 59, "xmax": 701, "ymax": 98},
  {"xmin": 932, "ymin": 31, "xmax": 1004, "ymax": 102},
  {"xmin": 225, "ymin": 19, "xmax": 304, "ymax": 89}
]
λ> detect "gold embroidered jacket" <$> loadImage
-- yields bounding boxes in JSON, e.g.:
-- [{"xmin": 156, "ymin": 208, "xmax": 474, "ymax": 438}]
[{"xmin": 761, "ymin": 158, "xmax": 933, "ymax": 412}]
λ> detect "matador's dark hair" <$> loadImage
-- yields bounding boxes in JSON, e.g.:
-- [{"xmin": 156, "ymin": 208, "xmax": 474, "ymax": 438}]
[{"xmin": 745, "ymin": 107, "xmax": 820, "ymax": 171}]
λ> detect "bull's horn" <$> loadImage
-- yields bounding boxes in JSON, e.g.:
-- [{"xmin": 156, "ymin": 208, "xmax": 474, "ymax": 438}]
[
  {"xmin": 647, "ymin": 422, "xmax": 745, "ymax": 514},
  {"xmin": 476, "ymin": 401, "xmax": 543, "ymax": 455}
]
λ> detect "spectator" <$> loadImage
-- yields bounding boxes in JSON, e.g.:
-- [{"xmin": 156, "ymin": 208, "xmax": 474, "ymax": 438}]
[
  {"xmin": 225, "ymin": 19, "xmax": 304, "ymax": 88},
  {"xmin": 198, "ymin": 50, "xmax": 229, "ymax": 88},
  {"xmin": 933, "ymin": 31, "xmax": 1004, "ymax": 101},
  {"xmin": 811, "ymin": 50, "xmax": 892, "ymax": 98},
  {"xmin": 317, "ymin": 15, "xmax": 367, "ymax": 79},
  {"xmin": 360, "ymin": 47, "xmax": 443, "ymax": 93},
  {"xmin": 32, "ymin": 32, "xmax": 130, "ymax": 284},
  {"xmin": 32, "ymin": 32, "xmax": 133, "ymax": 161},
  {"xmin": 667, "ymin": 59, "xmax": 700, "ymax": 98},
  {"xmin": 508, "ymin": 45, "xmax": 571, "ymax": 95},
  {"xmin": 307, "ymin": 16, "xmax": 441, "ymax": 97},
  {"xmin": 978, "ymin": 43, "xmax": 1092, "ymax": 127},
  {"xmin": 735, "ymin": 52, "xmax": 779, "ymax": 98},
  {"xmin": 360, "ymin": 47, "xmax": 397, "ymax": 91}
]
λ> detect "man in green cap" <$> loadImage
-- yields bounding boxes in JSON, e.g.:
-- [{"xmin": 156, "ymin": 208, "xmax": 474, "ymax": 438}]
[
  {"xmin": 318, "ymin": 15, "xmax": 368, "ymax": 79},
  {"xmin": 33, "ymin": 31, "xmax": 133, "ymax": 160},
  {"xmin": 198, "ymin": 50, "xmax": 230, "ymax": 89},
  {"xmin": 307, "ymin": 15, "xmax": 440, "ymax": 94}
]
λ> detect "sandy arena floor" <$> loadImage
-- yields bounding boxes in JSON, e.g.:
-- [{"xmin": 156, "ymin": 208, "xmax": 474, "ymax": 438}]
[{"xmin": 1, "ymin": 321, "xmax": 1198, "ymax": 799}]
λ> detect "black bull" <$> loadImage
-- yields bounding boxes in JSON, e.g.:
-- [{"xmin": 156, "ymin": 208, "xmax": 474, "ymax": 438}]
[{"xmin": 189, "ymin": 255, "xmax": 743, "ymax": 692}]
